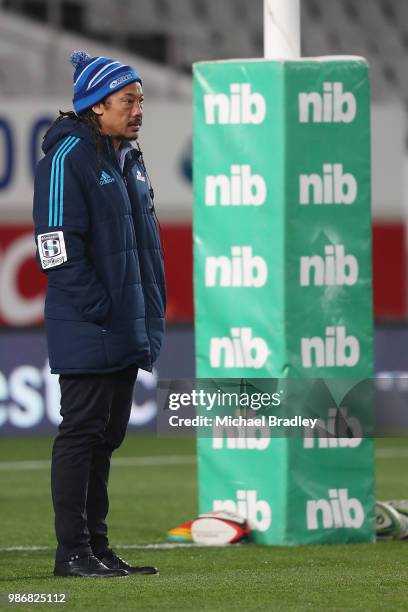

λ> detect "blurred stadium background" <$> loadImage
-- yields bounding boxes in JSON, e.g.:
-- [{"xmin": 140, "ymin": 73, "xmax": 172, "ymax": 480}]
[{"xmin": 0, "ymin": 0, "xmax": 408, "ymax": 436}]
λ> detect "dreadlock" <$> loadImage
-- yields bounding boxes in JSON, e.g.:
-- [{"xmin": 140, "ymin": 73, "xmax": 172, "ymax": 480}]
[{"xmin": 43, "ymin": 103, "xmax": 110, "ymax": 163}]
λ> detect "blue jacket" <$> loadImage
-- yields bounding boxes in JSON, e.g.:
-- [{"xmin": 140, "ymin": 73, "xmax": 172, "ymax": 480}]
[{"xmin": 33, "ymin": 117, "xmax": 166, "ymax": 374}]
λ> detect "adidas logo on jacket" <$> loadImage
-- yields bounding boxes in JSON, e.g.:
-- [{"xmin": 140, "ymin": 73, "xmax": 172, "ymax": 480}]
[{"xmin": 99, "ymin": 171, "xmax": 115, "ymax": 186}]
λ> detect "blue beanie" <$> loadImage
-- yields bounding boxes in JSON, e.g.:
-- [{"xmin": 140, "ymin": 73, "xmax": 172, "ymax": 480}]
[{"xmin": 71, "ymin": 50, "xmax": 142, "ymax": 114}]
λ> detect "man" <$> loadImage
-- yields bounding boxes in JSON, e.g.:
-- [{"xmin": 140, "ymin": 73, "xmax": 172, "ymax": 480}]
[{"xmin": 33, "ymin": 50, "xmax": 166, "ymax": 578}]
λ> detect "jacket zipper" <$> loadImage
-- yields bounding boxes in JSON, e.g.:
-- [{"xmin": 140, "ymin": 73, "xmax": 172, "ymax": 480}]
[{"xmin": 103, "ymin": 137, "xmax": 154, "ymax": 370}]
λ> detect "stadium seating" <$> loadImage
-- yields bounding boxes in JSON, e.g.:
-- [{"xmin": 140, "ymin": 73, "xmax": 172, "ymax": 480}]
[
  {"xmin": 301, "ymin": 0, "xmax": 408, "ymax": 105},
  {"xmin": 1, "ymin": 0, "xmax": 408, "ymax": 107},
  {"xmin": 0, "ymin": 8, "xmax": 191, "ymax": 98}
]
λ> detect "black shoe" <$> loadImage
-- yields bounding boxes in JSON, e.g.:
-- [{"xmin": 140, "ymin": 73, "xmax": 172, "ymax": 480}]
[
  {"xmin": 97, "ymin": 548, "xmax": 159, "ymax": 575},
  {"xmin": 54, "ymin": 554, "xmax": 128, "ymax": 578}
]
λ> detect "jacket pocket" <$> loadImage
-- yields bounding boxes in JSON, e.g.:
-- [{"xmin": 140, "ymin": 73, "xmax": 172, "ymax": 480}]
[
  {"xmin": 45, "ymin": 318, "xmax": 109, "ymax": 370},
  {"xmin": 45, "ymin": 298, "xmax": 112, "ymax": 326}
]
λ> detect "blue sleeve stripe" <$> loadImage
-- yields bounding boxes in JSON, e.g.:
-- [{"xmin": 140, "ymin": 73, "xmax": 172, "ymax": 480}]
[
  {"xmin": 57, "ymin": 137, "xmax": 80, "ymax": 226},
  {"xmin": 48, "ymin": 136, "xmax": 75, "ymax": 226},
  {"xmin": 48, "ymin": 136, "xmax": 81, "ymax": 227}
]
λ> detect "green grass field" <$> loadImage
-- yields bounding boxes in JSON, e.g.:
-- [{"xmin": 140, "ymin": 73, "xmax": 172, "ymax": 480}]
[{"xmin": 1, "ymin": 434, "xmax": 408, "ymax": 611}]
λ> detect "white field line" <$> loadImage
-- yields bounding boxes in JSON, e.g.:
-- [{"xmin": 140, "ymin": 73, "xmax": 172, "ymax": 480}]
[
  {"xmin": 0, "ymin": 543, "xmax": 199, "ymax": 553},
  {"xmin": 0, "ymin": 449, "xmax": 408, "ymax": 471},
  {"xmin": 0, "ymin": 455, "xmax": 196, "ymax": 471}
]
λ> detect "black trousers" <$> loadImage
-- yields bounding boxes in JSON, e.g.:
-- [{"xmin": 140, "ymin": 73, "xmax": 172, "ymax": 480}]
[{"xmin": 51, "ymin": 364, "xmax": 138, "ymax": 562}]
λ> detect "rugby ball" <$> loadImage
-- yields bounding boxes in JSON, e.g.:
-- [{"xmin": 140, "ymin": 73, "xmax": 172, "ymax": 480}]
[
  {"xmin": 191, "ymin": 511, "xmax": 250, "ymax": 546},
  {"xmin": 384, "ymin": 500, "xmax": 408, "ymax": 539},
  {"xmin": 386, "ymin": 499, "xmax": 408, "ymax": 517},
  {"xmin": 376, "ymin": 501, "xmax": 407, "ymax": 540}
]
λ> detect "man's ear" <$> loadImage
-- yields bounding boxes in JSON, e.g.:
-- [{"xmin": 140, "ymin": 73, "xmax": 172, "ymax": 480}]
[{"xmin": 92, "ymin": 102, "xmax": 104, "ymax": 117}]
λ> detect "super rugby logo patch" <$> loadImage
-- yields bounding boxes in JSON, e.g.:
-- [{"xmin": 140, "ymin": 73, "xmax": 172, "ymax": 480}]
[{"xmin": 38, "ymin": 231, "xmax": 67, "ymax": 270}]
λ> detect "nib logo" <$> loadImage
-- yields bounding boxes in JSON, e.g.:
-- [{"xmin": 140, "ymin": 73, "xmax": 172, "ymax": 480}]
[
  {"xmin": 300, "ymin": 245, "xmax": 359, "ymax": 287},
  {"xmin": 204, "ymin": 83, "xmax": 266, "ymax": 125},
  {"xmin": 301, "ymin": 326, "xmax": 360, "ymax": 368},
  {"xmin": 299, "ymin": 82, "xmax": 357, "ymax": 124},
  {"xmin": 213, "ymin": 490, "xmax": 272, "ymax": 531},
  {"xmin": 205, "ymin": 165, "xmax": 267, "ymax": 207},
  {"xmin": 99, "ymin": 171, "xmax": 115, "ymax": 186},
  {"xmin": 300, "ymin": 164, "xmax": 357, "ymax": 206},
  {"xmin": 303, "ymin": 408, "xmax": 362, "ymax": 449},
  {"xmin": 205, "ymin": 247, "xmax": 268, "ymax": 288},
  {"xmin": 307, "ymin": 489, "xmax": 364, "ymax": 529},
  {"xmin": 210, "ymin": 328, "xmax": 270, "ymax": 369},
  {"xmin": 212, "ymin": 410, "xmax": 271, "ymax": 450}
]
